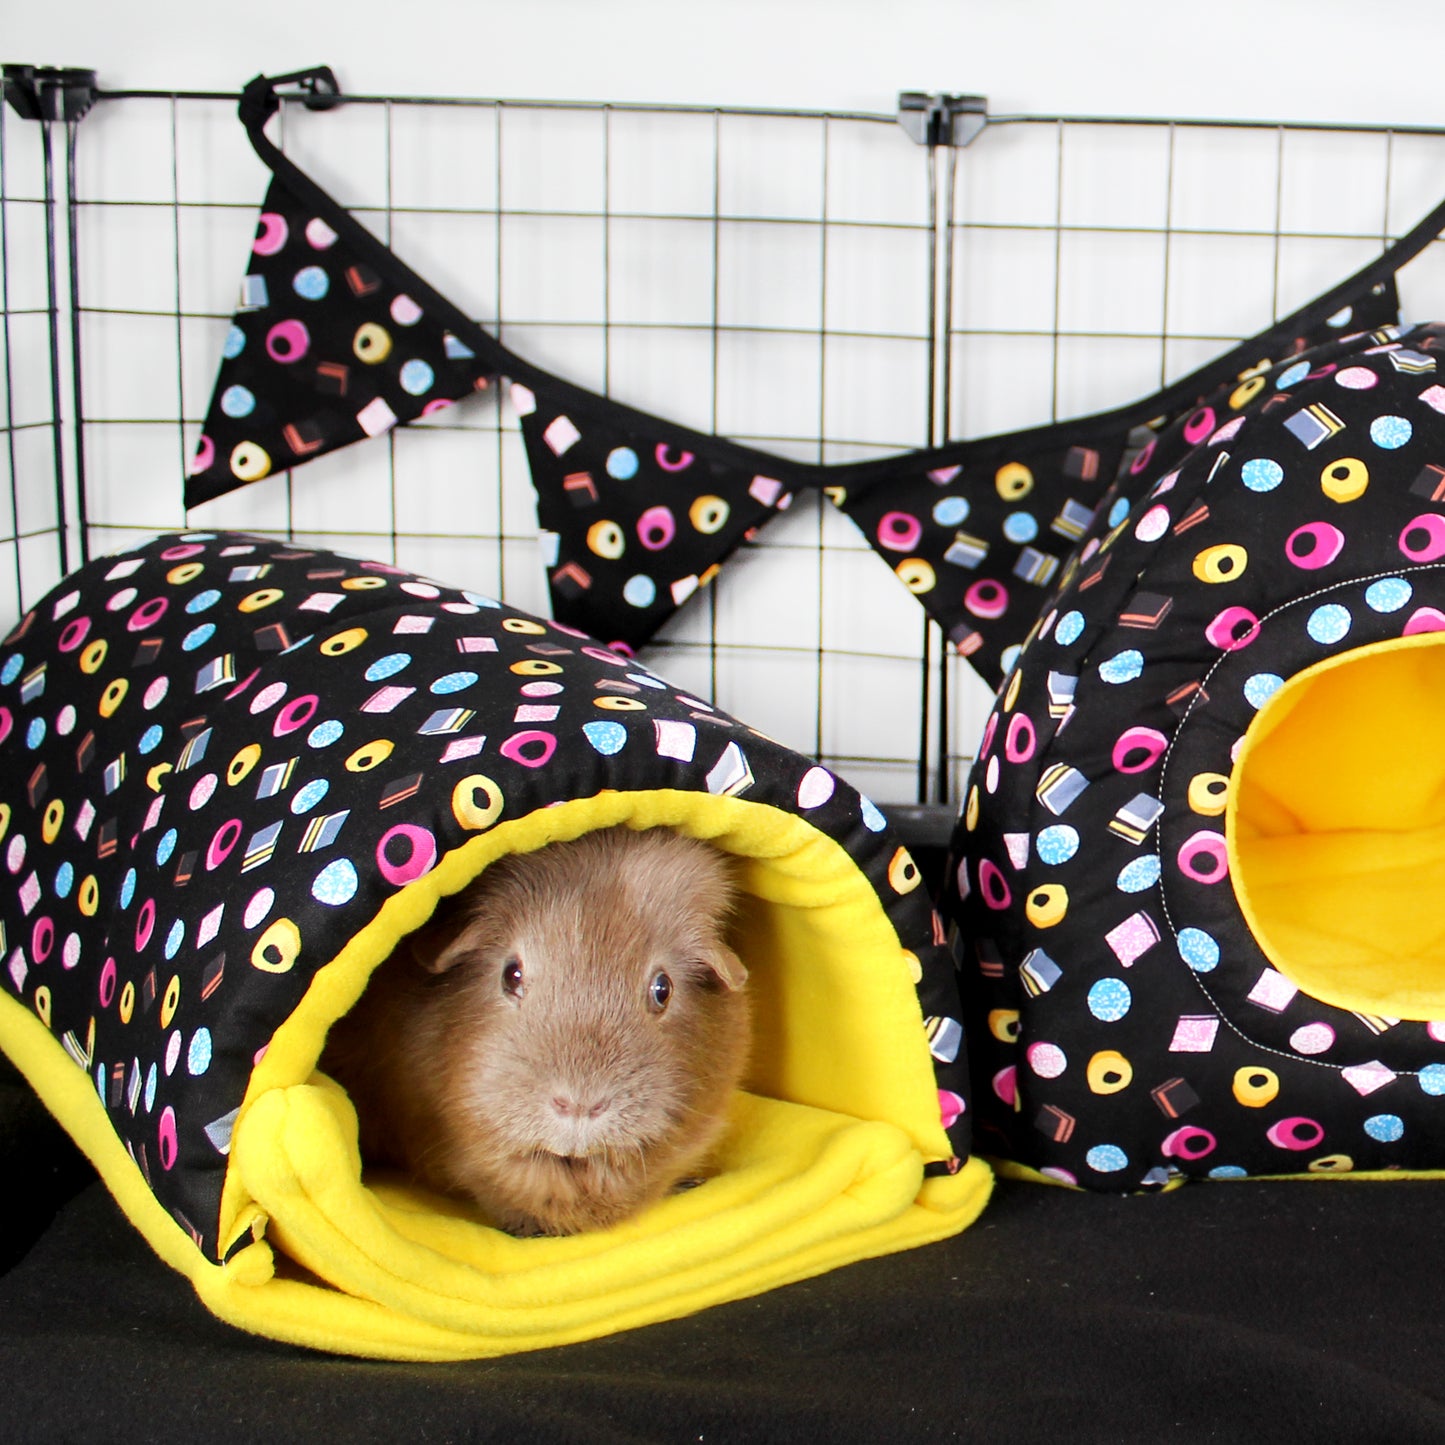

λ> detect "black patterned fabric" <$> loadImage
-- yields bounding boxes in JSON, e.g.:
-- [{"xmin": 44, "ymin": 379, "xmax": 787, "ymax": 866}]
[
  {"xmin": 0, "ymin": 532, "xmax": 969, "ymax": 1261},
  {"xmin": 512, "ymin": 389, "xmax": 798, "ymax": 651},
  {"xmin": 185, "ymin": 173, "xmax": 498, "ymax": 506},
  {"xmin": 185, "ymin": 72, "xmax": 1439, "ymax": 680},
  {"xmin": 947, "ymin": 320, "xmax": 1445, "ymax": 1185}
]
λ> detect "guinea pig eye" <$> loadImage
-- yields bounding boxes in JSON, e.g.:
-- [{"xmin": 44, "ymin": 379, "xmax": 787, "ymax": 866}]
[
  {"xmin": 501, "ymin": 957, "xmax": 525, "ymax": 999},
  {"xmin": 648, "ymin": 970, "xmax": 673, "ymax": 1013}
]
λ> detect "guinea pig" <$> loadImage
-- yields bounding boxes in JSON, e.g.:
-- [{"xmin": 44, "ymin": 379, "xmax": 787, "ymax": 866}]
[{"xmin": 320, "ymin": 826, "xmax": 750, "ymax": 1236}]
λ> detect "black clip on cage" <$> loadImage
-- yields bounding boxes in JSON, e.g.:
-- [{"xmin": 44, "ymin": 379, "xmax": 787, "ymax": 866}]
[
  {"xmin": 238, "ymin": 65, "xmax": 342, "ymax": 128},
  {"xmin": 896, "ymin": 92, "xmax": 987, "ymax": 149},
  {"xmin": 2, "ymin": 65, "xmax": 98, "ymax": 123}
]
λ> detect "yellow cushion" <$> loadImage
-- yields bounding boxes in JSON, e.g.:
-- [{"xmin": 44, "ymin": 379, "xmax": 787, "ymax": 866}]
[{"xmin": 1230, "ymin": 632, "xmax": 1445, "ymax": 1018}]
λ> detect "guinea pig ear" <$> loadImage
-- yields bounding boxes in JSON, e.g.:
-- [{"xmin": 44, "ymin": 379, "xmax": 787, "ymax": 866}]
[
  {"xmin": 702, "ymin": 944, "xmax": 748, "ymax": 992},
  {"xmin": 405, "ymin": 910, "xmax": 486, "ymax": 976}
]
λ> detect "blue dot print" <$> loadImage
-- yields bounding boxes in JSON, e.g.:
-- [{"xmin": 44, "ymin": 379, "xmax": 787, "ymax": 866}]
[
  {"xmin": 1306, "ymin": 604, "xmax": 1351, "ymax": 644},
  {"xmin": 1086, "ymin": 1144, "xmax": 1128, "ymax": 1173},
  {"xmin": 1178, "ymin": 928, "xmax": 1220, "ymax": 972},
  {"xmin": 1241, "ymin": 458, "xmax": 1284, "ymax": 492},
  {"xmin": 1036, "ymin": 825, "xmax": 1079, "ymax": 864},
  {"xmin": 606, "ymin": 448, "xmax": 639, "ymax": 480},
  {"xmin": 1370, "ymin": 415, "xmax": 1411, "ymax": 449},
  {"xmin": 1366, "ymin": 578, "xmax": 1412, "ymax": 613},
  {"xmin": 1098, "ymin": 651, "xmax": 1144, "ymax": 685},
  {"xmin": 1088, "ymin": 978, "xmax": 1132, "ymax": 1022},
  {"xmin": 1055, "ymin": 611, "xmax": 1086, "ymax": 646}
]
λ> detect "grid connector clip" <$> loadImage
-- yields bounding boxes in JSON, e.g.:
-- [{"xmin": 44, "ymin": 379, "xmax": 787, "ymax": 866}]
[
  {"xmin": 897, "ymin": 92, "xmax": 987, "ymax": 149},
  {"xmin": 3, "ymin": 65, "xmax": 99, "ymax": 124}
]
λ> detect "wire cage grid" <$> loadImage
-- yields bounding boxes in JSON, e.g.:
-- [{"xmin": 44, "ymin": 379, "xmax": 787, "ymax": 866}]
[{"xmin": 6, "ymin": 73, "xmax": 1445, "ymax": 815}]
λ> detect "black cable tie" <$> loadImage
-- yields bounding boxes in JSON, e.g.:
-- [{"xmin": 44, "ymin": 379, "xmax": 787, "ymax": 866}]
[{"xmin": 238, "ymin": 66, "xmax": 341, "ymax": 133}]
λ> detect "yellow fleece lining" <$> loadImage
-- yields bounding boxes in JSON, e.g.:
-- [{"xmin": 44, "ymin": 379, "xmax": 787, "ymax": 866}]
[
  {"xmin": 1230, "ymin": 631, "xmax": 1445, "ymax": 1018},
  {"xmin": 0, "ymin": 788, "xmax": 992, "ymax": 1359},
  {"xmin": 988, "ymin": 1157, "xmax": 1187, "ymax": 1191}
]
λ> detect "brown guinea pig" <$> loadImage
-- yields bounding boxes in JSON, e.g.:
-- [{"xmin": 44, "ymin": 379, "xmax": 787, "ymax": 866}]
[{"xmin": 320, "ymin": 826, "xmax": 750, "ymax": 1237}]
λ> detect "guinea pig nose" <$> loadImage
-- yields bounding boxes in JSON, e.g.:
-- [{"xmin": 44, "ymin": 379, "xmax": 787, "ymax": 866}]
[{"xmin": 551, "ymin": 1092, "xmax": 612, "ymax": 1120}]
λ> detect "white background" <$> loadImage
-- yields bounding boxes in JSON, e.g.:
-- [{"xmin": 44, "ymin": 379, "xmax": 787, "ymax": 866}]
[{"xmin": 7, "ymin": 0, "xmax": 1444, "ymax": 123}]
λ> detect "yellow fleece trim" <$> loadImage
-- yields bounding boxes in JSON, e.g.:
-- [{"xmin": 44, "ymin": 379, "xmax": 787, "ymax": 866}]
[
  {"xmin": 1229, "ymin": 630, "xmax": 1445, "ymax": 1018},
  {"xmin": 986, "ymin": 1158, "xmax": 1084, "ymax": 1188},
  {"xmin": 205, "ymin": 1080, "xmax": 989, "ymax": 1360},
  {"xmin": 2, "ymin": 788, "xmax": 991, "ymax": 1359}
]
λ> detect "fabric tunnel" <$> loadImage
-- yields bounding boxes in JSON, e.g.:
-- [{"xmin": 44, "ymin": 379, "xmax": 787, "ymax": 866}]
[
  {"xmin": 948, "ymin": 319, "xmax": 1445, "ymax": 1190},
  {"xmin": 0, "ymin": 532, "xmax": 989, "ymax": 1360}
]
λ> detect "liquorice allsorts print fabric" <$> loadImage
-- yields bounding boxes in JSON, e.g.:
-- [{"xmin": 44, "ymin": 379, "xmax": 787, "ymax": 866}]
[
  {"xmin": 946, "ymin": 320, "xmax": 1445, "ymax": 1187},
  {"xmin": 185, "ymin": 174, "xmax": 499, "ymax": 505},
  {"xmin": 0, "ymin": 532, "xmax": 969, "ymax": 1261},
  {"xmin": 512, "ymin": 389, "xmax": 799, "ymax": 653},
  {"xmin": 516, "ymin": 269, "xmax": 1385, "ymax": 677},
  {"xmin": 183, "ymin": 72, "xmax": 1420, "ymax": 680}
]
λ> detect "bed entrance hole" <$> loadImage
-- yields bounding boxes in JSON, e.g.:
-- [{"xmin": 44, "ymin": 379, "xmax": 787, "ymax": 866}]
[{"xmin": 1230, "ymin": 633, "xmax": 1445, "ymax": 1019}]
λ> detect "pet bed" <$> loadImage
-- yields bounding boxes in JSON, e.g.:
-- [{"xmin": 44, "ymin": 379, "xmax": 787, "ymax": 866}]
[
  {"xmin": 950, "ymin": 319, "xmax": 1445, "ymax": 1189},
  {"xmin": 0, "ymin": 531, "xmax": 988, "ymax": 1359}
]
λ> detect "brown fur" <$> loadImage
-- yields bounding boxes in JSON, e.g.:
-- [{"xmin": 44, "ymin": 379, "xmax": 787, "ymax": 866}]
[{"xmin": 321, "ymin": 827, "xmax": 750, "ymax": 1236}]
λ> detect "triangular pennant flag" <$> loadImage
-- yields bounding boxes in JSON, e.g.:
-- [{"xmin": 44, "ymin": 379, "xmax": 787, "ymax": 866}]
[
  {"xmin": 832, "ymin": 285, "xmax": 1402, "ymax": 688},
  {"xmin": 185, "ymin": 172, "xmax": 496, "ymax": 508},
  {"xmin": 834, "ymin": 430, "xmax": 1127, "ymax": 687},
  {"xmin": 514, "ymin": 381, "xmax": 796, "ymax": 653}
]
